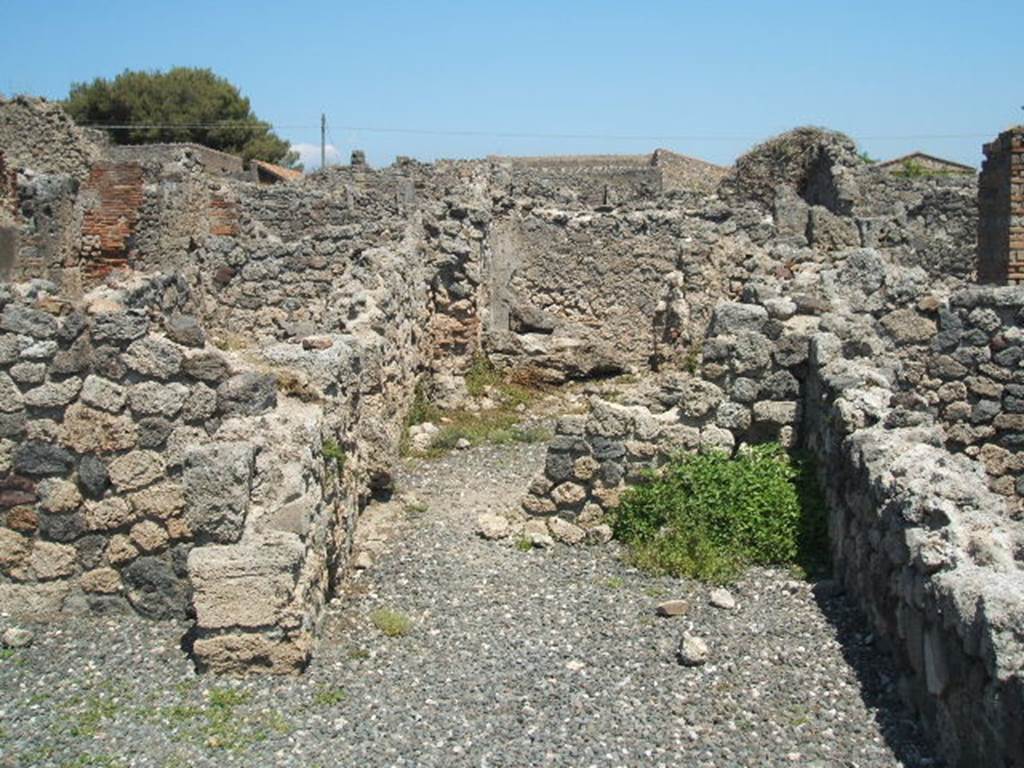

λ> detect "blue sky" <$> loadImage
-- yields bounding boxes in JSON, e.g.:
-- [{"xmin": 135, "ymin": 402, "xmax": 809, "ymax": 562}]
[{"xmin": 1, "ymin": 1, "xmax": 1020, "ymax": 169}]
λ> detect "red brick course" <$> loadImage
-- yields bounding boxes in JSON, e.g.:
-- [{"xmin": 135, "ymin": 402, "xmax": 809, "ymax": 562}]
[
  {"xmin": 78, "ymin": 162, "xmax": 145, "ymax": 278},
  {"xmin": 209, "ymin": 193, "xmax": 239, "ymax": 237}
]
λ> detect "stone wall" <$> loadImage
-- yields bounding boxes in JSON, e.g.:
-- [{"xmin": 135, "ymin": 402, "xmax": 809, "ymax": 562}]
[
  {"xmin": 1, "ymin": 276, "xmax": 211, "ymax": 620},
  {"xmin": 492, "ymin": 153, "xmax": 662, "ymax": 206},
  {"xmin": 520, "ymin": 298, "xmax": 810, "ymax": 522},
  {"xmin": 903, "ymin": 286, "xmax": 1024, "ymax": 516},
  {"xmin": 0, "ymin": 273, "xmax": 414, "ymax": 672},
  {"xmin": 106, "ymin": 143, "xmax": 246, "ymax": 177},
  {"xmin": 520, "ymin": 262, "xmax": 1024, "ymax": 767},
  {"xmin": 978, "ymin": 127, "xmax": 1024, "ymax": 284},
  {"xmin": 0, "ymin": 96, "xmax": 99, "ymax": 180},
  {"xmin": 805, "ymin": 334, "xmax": 1024, "ymax": 767}
]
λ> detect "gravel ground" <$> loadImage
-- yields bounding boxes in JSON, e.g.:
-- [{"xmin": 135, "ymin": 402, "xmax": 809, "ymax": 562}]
[{"xmin": 0, "ymin": 442, "xmax": 940, "ymax": 768}]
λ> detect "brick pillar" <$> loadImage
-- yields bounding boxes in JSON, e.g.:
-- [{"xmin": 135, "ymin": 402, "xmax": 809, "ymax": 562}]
[
  {"xmin": 978, "ymin": 126, "xmax": 1024, "ymax": 284},
  {"xmin": 1013, "ymin": 131, "xmax": 1024, "ymax": 283}
]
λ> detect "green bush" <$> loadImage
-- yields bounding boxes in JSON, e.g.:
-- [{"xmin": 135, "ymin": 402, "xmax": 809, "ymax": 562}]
[{"xmin": 611, "ymin": 444, "xmax": 829, "ymax": 583}]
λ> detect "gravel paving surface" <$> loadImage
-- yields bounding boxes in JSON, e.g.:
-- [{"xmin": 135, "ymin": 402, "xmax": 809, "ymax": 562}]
[{"xmin": 0, "ymin": 442, "xmax": 940, "ymax": 767}]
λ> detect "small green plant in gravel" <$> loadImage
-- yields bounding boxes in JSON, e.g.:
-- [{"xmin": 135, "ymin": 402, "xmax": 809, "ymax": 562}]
[
  {"xmin": 403, "ymin": 356, "xmax": 548, "ymax": 457},
  {"xmin": 371, "ymin": 609, "xmax": 413, "ymax": 637},
  {"xmin": 59, "ymin": 753, "xmax": 127, "ymax": 768},
  {"xmin": 156, "ymin": 686, "xmax": 287, "ymax": 752},
  {"xmin": 603, "ymin": 576, "xmax": 625, "ymax": 590},
  {"xmin": 424, "ymin": 411, "xmax": 549, "ymax": 457},
  {"xmin": 404, "ymin": 499, "xmax": 429, "ymax": 516},
  {"xmin": 69, "ymin": 697, "xmax": 119, "ymax": 738},
  {"xmin": 611, "ymin": 443, "xmax": 829, "ymax": 583},
  {"xmin": 313, "ymin": 686, "xmax": 348, "ymax": 706},
  {"xmin": 348, "ymin": 646, "xmax": 371, "ymax": 660},
  {"xmin": 514, "ymin": 536, "xmax": 533, "ymax": 552},
  {"xmin": 0, "ymin": 648, "xmax": 23, "ymax": 665},
  {"xmin": 202, "ymin": 688, "xmax": 256, "ymax": 750}
]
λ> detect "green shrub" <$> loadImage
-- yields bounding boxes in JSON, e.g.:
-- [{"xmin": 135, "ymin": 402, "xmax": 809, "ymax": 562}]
[{"xmin": 611, "ymin": 444, "xmax": 829, "ymax": 583}]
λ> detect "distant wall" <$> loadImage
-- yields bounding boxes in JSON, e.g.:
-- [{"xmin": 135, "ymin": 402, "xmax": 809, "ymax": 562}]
[
  {"xmin": 494, "ymin": 154, "xmax": 662, "ymax": 206},
  {"xmin": 106, "ymin": 143, "xmax": 246, "ymax": 177},
  {"xmin": 877, "ymin": 154, "xmax": 975, "ymax": 175}
]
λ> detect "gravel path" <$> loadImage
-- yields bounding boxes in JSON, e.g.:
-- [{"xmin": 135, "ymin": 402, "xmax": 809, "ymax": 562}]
[{"xmin": 0, "ymin": 443, "xmax": 940, "ymax": 767}]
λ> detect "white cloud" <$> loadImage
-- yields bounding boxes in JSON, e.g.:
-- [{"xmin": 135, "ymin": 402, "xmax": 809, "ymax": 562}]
[{"xmin": 291, "ymin": 142, "xmax": 343, "ymax": 171}]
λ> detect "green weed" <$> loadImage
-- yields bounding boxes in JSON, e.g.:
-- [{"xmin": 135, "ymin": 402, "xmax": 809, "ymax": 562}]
[
  {"xmin": 313, "ymin": 686, "xmax": 347, "ymax": 706},
  {"xmin": 370, "ymin": 609, "xmax": 413, "ymax": 637},
  {"xmin": 322, "ymin": 439, "xmax": 346, "ymax": 474}
]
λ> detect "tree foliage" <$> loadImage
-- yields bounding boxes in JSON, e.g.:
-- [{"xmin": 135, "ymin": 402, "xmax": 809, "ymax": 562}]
[{"xmin": 64, "ymin": 67, "xmax": 298, "ymax": 167}]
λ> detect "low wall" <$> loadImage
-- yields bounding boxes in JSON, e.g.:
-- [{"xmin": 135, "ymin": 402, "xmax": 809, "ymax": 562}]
[
  {"xmin": 806, "ymin": 334, "xmax": 1024, "ymax": 767},
  {"xmin": 0, "ymin": 276, "xmax": 387, "ymax": 672},
  {"xmin": 521, "ymin": 298, "xmax": 810, "ymax": 521},
  {"xmin": 902, "ymin": 286, "xmax": 1024, "ymax": 516}
]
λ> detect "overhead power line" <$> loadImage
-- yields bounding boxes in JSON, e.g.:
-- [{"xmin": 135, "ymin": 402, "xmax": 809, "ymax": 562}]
[{"xmin": 78, "ymin": 122, "xmax": 995, "ymax": 142}]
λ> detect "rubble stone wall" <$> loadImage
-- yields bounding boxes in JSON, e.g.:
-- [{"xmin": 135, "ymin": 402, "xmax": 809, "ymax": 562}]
[
  {"xmin": 106, "ymin": 143, "xmax": 246, "ymax": 177},
  {"xmin": 903, "ymin": 286, "xmax": 1024, "ymax": 516},
  {"xmin": 0, "ymin": 274, "xmax": 409, "ymax": 672},
  {"xmin": 805, "ymin": 333, "xmax": 1024, "ymax": 767},
  {"xmin": 0, "ymin": 96, "xmax": 99, "ymax": 180},
  {"xmin": 0, "ymin": 276, "xmax": 218, "ymax": 621},
  {"xmin": 494, "ymin": 154, "xmax": 662, "ymax": 206},
  {"xmin": 520, "ymin": 298, "xmax": 811, "ymax": 520}
]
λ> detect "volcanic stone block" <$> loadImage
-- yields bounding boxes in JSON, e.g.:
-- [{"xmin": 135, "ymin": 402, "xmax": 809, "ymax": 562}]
[
  {"xmin": 107, "ymin": 450, "xmax": 165, "ymax": 492},
  {"xmin": 122, "ymin": 555, "xmax": 188, "ymax": 619},
  {"xmin": 123, "ymin": 336, "xmax": 183, "ymax": 380},
  {"xmin": 13, "ymin": 440, "xmax": 74, "ymax": 476},
  {"xmin": 183, "ymin": 442, "xmax": 255, "ymax": 544},
  {"xmin": 59, "ymin": 404, "xmax": 137, "ymax": 453},
  {"xmin": 0, "ymin": 304, "xmax": 57, "ymax": 338},
  {"xmin": 165, "ymin": 314, "xmax": 206, "ymax": 348},
  {"xmin": 217, "ymin": 372, "xmax": 277, "ymax": 417},
  {"xmin": 91, "ymin": 312, "xmax": 149, "ymax": 343},
  {"xmin": 187, "ymin": 532, "xmax": 304, "ymax": 629}
]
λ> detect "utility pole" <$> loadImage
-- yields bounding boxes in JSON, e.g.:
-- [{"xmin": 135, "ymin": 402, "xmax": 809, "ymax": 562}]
[{"xmin": 320, "ymin": 113, "xmax": 326, "ymax": 171}]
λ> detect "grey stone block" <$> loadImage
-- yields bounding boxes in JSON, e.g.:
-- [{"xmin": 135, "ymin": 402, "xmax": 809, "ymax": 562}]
[{"xmin": 183, "ymin": 442, "xmax": 255, "ymax": 544}]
